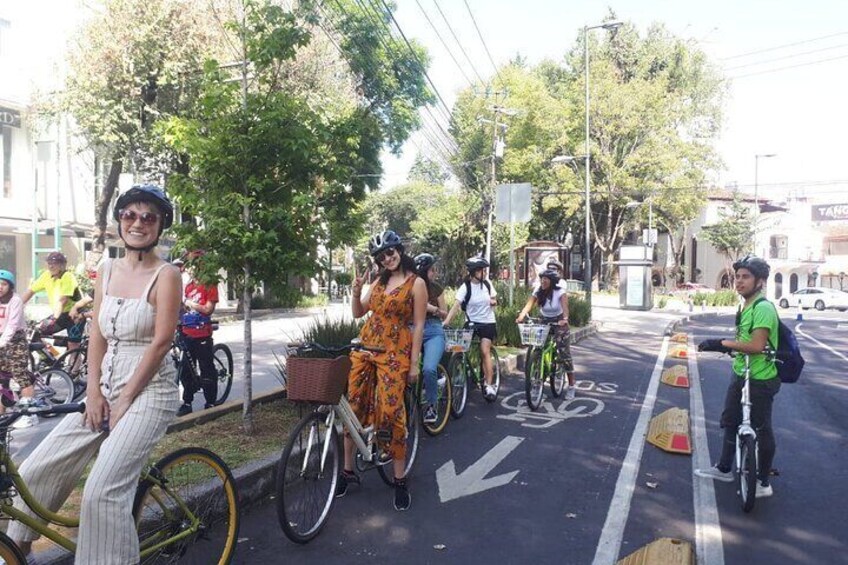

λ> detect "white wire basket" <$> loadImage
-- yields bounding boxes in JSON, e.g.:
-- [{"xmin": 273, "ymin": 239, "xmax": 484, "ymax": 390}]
[
  {"xmin": 444, "ymin": 329, "xmax": 473, "ymax": 353},
  {"xmin": 518, "ymin": 324, "xmax": 551, "ymax": 347}
]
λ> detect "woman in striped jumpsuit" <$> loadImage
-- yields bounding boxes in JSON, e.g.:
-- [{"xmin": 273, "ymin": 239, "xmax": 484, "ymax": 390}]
[{"xmin": 9, "ymin": 185, "xmax": 182, "ymax": 564}]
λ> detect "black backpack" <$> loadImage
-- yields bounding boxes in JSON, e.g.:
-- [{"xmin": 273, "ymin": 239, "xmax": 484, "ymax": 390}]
[
  {"xmin": 748, "ymin": 297, "xmax": 805, "ymax": 383},
  {"xmin": 460, "ymin": 279, "xmax": 491, "ymax": 312}
]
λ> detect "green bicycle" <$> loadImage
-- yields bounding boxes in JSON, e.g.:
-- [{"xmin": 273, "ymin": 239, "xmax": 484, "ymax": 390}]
[
  {"xmin": 0, "ymin": 403, "xmax": 240, "ymax": 564},
  {"xmin": 446, "ymin": 324, "xmax": 501, "ymax": 418},
  {"xmin": 519, "ymin": 318, "xmax": 566, "ymax": 411}
]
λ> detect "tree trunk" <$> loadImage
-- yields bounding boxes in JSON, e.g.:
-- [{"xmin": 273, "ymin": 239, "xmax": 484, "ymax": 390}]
[{"xmin": 93, "ymin": 159, "xmax": 122, "ymax": 252}]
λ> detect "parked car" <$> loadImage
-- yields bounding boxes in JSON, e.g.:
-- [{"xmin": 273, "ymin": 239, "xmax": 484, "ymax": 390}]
[
  {"xmin": 778, "ymin": 287, "xmax": 848, "ymax": 311},
  {"xmin": 675, "ymin": 282, "xmax": 716, "ymax": 295}
]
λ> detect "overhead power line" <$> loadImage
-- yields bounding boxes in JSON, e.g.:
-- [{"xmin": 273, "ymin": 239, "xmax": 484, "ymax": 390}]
[
  {"xmin": 721, "ymin": 31, "xmax": 848, "ymax": 61},
  {"xmin": 723, "ymin": 42, "xmax": 848, "ymax": 71},
  {"xmin": 413, "ymin": 0, "xmax": 474, "ymax": 87},
  {"xmin": 727, "ymin": 52, "xmax": 848, "ymax": 79},
  {"xmin": 462, "ymin": 0, "xmax": 505, "ymax": 86},
  {"xmin": 431, "ymin": 0, "xmax": 486, "ymax": 85}
]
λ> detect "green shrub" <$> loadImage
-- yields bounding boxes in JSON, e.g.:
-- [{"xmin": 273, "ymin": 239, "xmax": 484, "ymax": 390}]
[
  {"xmin": 334, "ymin": 272, "xmax": 353, "ymax": 287},
  {"xmin": 298, "ymin": 316, "xmax": 364, "ymax": 358},
  {"xmin": 692, "ymin": 289, "xmax": 738, "ymax": 307},
  {"xmin": 656, "ymin": 295, "xmax": 669, "ymax": 309},
  {"xmin": 567, "ymin": 294, "xmax": 590, "ymax": 327},
  {"xmin": 298, "ymin": 294, "xmax": 329, "ymax": 308}
]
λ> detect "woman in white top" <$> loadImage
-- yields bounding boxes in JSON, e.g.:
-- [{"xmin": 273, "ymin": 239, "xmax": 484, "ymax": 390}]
[
  {"xmin": 516, "ymin": 269, "xmax": 576, "ymax": 400},
  {"xmin": 443, "ymin": 255, "xmax": 499, "ymax": 400}
]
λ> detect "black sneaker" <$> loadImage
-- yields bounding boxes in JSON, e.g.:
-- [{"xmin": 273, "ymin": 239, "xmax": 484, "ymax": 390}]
[
  {"xmin": 176, "ymin": 403, "xmax": 193, "ymax": 417},
  {"xmin": 393, "ymin": 477, "xmax": 411, "ymax": 511},
  {"xmin": 335, "ymin": 469, "xmax": 360, "ymax": 498},
  {"xmin": 204, "ymin": 403, "xmax": 216, "ymax": 409}
]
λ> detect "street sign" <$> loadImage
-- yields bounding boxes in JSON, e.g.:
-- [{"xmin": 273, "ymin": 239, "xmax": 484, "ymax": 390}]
[
  {"xmin": 643, "ymin": 228, "xmax": 658, "ymax": 245},
  {"xmin": 495, "ymin": 183, "xmax": 531, "ymax": 223},
  {"xmin": 436, "ymin": 435, "xmax": 524, "ymax": 502}
]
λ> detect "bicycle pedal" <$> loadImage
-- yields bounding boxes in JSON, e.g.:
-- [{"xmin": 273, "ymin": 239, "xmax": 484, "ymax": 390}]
[{"xmin": 375, "ymin": 429, "xmax": 392, "ymax": 443}]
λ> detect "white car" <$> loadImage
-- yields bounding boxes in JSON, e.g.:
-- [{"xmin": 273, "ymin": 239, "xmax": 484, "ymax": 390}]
[{"xmin": 778, "ymin": 287, "xmax": 848, "ymax": 311}]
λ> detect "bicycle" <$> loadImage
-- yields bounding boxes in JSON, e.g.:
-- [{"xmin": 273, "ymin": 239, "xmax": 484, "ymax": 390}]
[
  {"xmin": 275, "ymin": 340, "xmax": 419, "ymax": 544},
  {"xmin": 52, "ymin": 321, "xmax": 90, "ymax": 402},
  {"xmin": 171, "ymin": 322, "xmax": 234, "ymax": 406},
  {"xmin": 732, "ymin": 352, "xmax": 760, "ymax": 513},
  {"xmin": 446, "ymin": 322, "xmax": 501, "ymax": 419},
  {"xmin": 1, "ymin": 343, "xmax": 75, "ymax": 414},
  {"xmin": 518, "ymin": 318, "xmax": 567, "ymax": 411},
  {"xmin": 0, "ymin": 402, "xmax": 241, "ymax": 564}
]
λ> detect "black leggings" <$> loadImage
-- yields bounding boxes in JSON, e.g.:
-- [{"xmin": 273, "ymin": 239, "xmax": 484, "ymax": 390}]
[
  {"xmin": 717, "ymin": 374, "xmax": 781, "ymax": 481},
  {"xmin": 181, "ymin": 336, "xmax": 218, "ymax": 405}
]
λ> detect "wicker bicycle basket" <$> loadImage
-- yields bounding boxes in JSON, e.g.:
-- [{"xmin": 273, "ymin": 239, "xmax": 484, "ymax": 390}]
[
  {"xmin": 286, "ymin": 355, "xmax": 352, "ymax": 404},
  {"xmin": 518, "ymin": 324, "xmax": 551, "ymax": 347},
  {"xmin": 444, "ymin": 329, "xmax": 473, "ymax": 353}
]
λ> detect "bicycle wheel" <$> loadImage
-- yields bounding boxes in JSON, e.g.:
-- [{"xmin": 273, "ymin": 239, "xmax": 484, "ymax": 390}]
[
  {"xmin": 54, "ymin": 348, "xmax": 88, "ymax": 400},
  {"xmin": 378, "ymin": 386, "xmax": 420, "ymax": 485},
  {"xmin": 524, "ymin": 348, "xmax": 544, "ymax": 411},
  {"xmin": 41, "ymin": 369, "xmax": 75, "ymax": 406},
  {"xmin": 550, "ymin": 357, "xmax": 566, "ymax": 398},
  {"xmin": 276, "ymin": 411, "xmax": 340, "ymax": 544},
  {"xmin": 739, "ymin": 435, "xmax": 758, "ymax": 513},
  {"xmin": 133, "ymin": 447, "xmax": 240, "ymax": 564},
  {"xmin": 448, "ymin": 354, "xmax": 469, "ymax": 419},
  {"xmin": 0, "ymin": 531, "xmax": 25, "ymax": 564},
  {"xmin": 212, "ymin": 344, "xmax": 234, "ymax": 405},
  {"xmin": 423, "ymin": 364, "xmax": 452, "ymax": 437}
]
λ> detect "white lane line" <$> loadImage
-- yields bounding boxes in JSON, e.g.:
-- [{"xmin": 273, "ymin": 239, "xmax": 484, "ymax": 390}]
[
  {"xmin": 688, "ymin": 344, "xmax": 725, "ymax": 565},
  {"xmin": 592, "ymin": 337, "xmax": 670, "ymax": 565},
  {"xmin": 796, "ymin": 323, "xmax": 848, "ymax": 362}
]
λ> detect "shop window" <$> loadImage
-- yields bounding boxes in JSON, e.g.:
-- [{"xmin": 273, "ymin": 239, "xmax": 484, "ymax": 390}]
[
  {"xmin": 769, "ymin": 235, "xmax": 788, "ymax": 260},
  {"xmin": 774, "ymin": 273, "xmax": 783, "ymax": 299}
]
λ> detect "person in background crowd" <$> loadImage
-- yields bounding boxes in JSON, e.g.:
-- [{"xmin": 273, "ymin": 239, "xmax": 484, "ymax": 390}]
[
  {"xmin": 0, "ymin": 269, "xmax": 39, "ymax": 428},
  {"xmin": 414, "ymin": 253, "xmax": 447, "ymax": 424},
  {"xmin": 21, "ymin": 252, "xmax": 85, "ymax": 353}
]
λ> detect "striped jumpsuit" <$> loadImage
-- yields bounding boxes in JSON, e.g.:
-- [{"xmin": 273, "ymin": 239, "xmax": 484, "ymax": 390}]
[{"xmin": 8, "ymin": 260, "xmax": 179, "ymax": 564}]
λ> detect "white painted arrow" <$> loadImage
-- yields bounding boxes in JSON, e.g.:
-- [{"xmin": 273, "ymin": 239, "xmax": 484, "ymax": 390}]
[{"xmin": 436, "ymin": 435, "xmax": 525, "ymax": 503}]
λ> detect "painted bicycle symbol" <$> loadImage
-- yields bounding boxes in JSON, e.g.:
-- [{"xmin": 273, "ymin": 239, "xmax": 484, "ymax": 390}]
[{"xmin": 497, "ymin": 380, "xmax": 610, "ymax": 429}]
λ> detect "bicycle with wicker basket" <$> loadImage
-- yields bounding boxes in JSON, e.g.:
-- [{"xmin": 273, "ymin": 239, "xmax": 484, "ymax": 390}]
[
  {"xmin": 518, "ymin": 317, "xmax": 567, "ymax": 411},
  {"xmin": 445, "ymin": 324, "xmax": 501, "ymax": 418},
  {"xmin": 275, "ymin": 340, "xmax": 419, "ymax": 544}
]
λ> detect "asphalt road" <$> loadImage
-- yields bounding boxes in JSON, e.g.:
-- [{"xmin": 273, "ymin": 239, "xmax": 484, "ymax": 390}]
[{"xmin": 192, "ymin": 309, "xmax": 848, "ymax": 565}]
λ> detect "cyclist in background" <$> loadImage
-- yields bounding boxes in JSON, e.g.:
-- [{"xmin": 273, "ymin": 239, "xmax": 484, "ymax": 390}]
[
  {"xmin": 176, "ymin": 251, "xmax": 219, "ymax": 416},
  {"xmin": 695, "ymin": 255, "xmax": 780, "ymax": 499},
  {"xmin": 21, "ymin": 252, "xmax": 85, "ymax": 353},
  {"xmin": 516, "ymin": 269, "xmax": 577, "ymax": 400},
  {"xmin": 414, "ymin": 253, "xmax": 447, "ymax": 424},
  {"xmin": 0, "ymin": 269, "xmax": 39, "ymax": 427},
  {"xmin": 339, "ymin": 230, "xmax": 427, "ymax": 512},
  {"xmin": 443, "ymin": 255, "xmax": 498, "ymax": 400},
  {"xmin": 545, "ymin": 258, "xmax": 568, "ymax": 289}
]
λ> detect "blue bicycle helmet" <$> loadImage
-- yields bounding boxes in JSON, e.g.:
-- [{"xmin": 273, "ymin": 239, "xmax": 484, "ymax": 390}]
[
  {"xmin": 368, "ymin": 230, "xmax": 404, "ymax": 257},
  {"xmin": 0, "ymin": 269, "xmax": 15, "ymax": 288}
]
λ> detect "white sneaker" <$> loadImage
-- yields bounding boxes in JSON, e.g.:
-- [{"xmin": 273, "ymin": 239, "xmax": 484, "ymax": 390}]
[
  {"xmin": 694, "ymin": 465, "xmax": 734, "ymax": 483},
  {"xmin": 484, "ymin": 384, "xmax": 496, "ymax": 398},
  {"xmin": 12, "ymin": 414, "xmax": 38, "ymax": 429},
  {"xmin": 755, "ymin": 481, "xmax": 773, "ymax": 498},
  {"xmin": 565, "ymin": 386, "xmax": 576, "ymax": 401}
]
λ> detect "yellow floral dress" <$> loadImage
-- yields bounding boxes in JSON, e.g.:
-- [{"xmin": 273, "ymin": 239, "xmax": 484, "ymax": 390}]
[{"xmin": 347, "ymin": 274, "xmax": 415, "ymax": 460}]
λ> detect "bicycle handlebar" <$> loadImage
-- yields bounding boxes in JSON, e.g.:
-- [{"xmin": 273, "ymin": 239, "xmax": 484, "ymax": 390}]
[{"xmin": 288, "ymin": 340, "xmax": 386, "ymax": 356}]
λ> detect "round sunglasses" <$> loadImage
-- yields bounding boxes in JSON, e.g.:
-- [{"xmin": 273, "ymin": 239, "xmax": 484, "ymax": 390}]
[
  {"xmin": 375, "ymin": 247, "xmax": 398, "ymax": 263},
  {"xmin": 118, "ymin": 209, "xmax": 160, "ymax": 225}
]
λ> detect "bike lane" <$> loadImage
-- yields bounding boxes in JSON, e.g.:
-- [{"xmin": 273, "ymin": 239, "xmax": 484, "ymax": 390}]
[
  {"xmin": 679, "ymin": 316, "xmax": 848, "ymax": 565},
  {"xmin": 211, "ymin": 328, "xmax": 670, "ymax": 565}
]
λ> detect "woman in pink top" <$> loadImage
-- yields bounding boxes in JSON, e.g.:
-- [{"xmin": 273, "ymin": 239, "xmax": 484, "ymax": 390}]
[{"xmin": 0, "ymin": 269, "xmax": 36, "ymax": 414}]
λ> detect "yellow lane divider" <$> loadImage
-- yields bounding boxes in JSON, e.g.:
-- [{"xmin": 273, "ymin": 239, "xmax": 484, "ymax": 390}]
[
  {"xmin": 646, "ymin": 408, "xmax": 692, "ymax": 455},
  {"xmin": 617, "ymin": 538, "xmax": 693, "ymax": 565},
  {"xmin": 661, "ymin": 365, "xmax": 690, "ymax": 388}
]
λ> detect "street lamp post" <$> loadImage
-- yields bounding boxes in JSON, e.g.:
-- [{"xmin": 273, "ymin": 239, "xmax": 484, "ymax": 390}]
[
  {"xmin": 754, "ymin": 153, "xmax": 776, "ymax": 256},
  {"xmin": 550, "ymin": 20, "xmax": 622, "ymax": 320}
]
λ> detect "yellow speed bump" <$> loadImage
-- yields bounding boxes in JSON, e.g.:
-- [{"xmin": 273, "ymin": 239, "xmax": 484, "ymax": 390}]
[
  {"xmin": 647, "ymin": 408, "xmax": 692, "ymax": 454},
  {"xmin": 661, "ymin": 365, "xmax": 690, "ymax": 388},
  {"xmin": 617, "ymin": 538, "xmax": 693, "ymax": 565},
  {"xmin": 670, "ymin": 332, "xmax": 688, "ymax": 343},
  {"xmin": 669, "ymin": 345, "xmax": 688, "ymax": 359}
]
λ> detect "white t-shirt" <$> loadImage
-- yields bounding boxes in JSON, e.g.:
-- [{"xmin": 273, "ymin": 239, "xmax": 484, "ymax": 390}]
[
  {"xmin": 455, "ymin": 280, "xmax": 497, "ymax": 324},
  {"xmin": 537, "ymin": 287, "xmax": 566, "ymax": 318}
]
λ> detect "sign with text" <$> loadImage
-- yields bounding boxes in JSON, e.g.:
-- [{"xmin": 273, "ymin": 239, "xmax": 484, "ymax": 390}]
[
  {"xmin": 0, "ymin": 107, "xmax": 21, "ymax": 128},
  {"xmin": 812, "ymin": 203, "xmax": 848, "ymax": 222},
  {"xmin": 495, "ymin": 183, "xmax": 532, "ymax": 223}
]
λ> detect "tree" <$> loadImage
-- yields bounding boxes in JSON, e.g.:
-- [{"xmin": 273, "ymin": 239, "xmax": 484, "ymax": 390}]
[
  {"xmin": 701, "ymin": 194, "xmax": 755, "ymax": 286},
  {"xmin": 408, "ymin": 153, "xmax": 448, "ymax": 185},
  {"xmin": 162, "ymin": 0, "xmax": 432, "ymax": 431},
  {"xmin": 62, "ymin": 0, "xmax": 223, "ymax": 251}
]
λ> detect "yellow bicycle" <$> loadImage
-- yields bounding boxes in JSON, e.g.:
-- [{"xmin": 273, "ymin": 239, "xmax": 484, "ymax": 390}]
[{"xmin": 0, "ymin": 403, "xmax": 240, "ymax": 564}]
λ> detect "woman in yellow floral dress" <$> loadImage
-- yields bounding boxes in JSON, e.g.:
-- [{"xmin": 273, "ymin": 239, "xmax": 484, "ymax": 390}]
[{"xmin": 338, "ymin": 230, "xmax": 426, "ymax": 511}]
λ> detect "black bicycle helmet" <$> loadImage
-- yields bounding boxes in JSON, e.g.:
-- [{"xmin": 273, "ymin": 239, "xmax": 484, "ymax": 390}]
[
  {"xmin": 414, "ymin": 253, "xmax": 436, "ymax": 275},
  {"xmin": 113, "ymin": 184, "xmax": 174, "ymax": 257},
  {"xmin": 732, "ymin": 254, "xmax": 770, "ymax": 280},
  {"xmin": 368, "ymin": 230, "xmax": 404, "ymax": 257},
  {"xmin": 539, "ymin": 269, "xmax": 561, "ymax": 287},
  {"xmin": 466, "ymin": 254, "xmax": 489, "ymax": 273}
]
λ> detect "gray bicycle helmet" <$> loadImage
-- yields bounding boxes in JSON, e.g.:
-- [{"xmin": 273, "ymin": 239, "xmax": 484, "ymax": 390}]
[
  {"xmin": 466, "ymin": 254, "xmax": 489, "ymax": 273},
  {"xmin": 368, "ymin": 230, "xmax": 404, "ymax": 257},
  {"xmin": 414, "ymin": 253, "xmax": 436, "ymax": 275},
  {"xmin": 539, "ymin": 268, "xmax": 561, "ymax": 287},
  {"xmin": 113, "ymin": 184, "xmax": 174, "ymax": 257},
  {"xmin": 732, "ymin": 254, "xmax": 770, "ymax": 280}
]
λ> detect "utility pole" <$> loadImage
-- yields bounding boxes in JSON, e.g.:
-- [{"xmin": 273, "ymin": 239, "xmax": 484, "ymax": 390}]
[{"xmin": 478, "ymin": 88, "xmax": 514, "ymax": 267}]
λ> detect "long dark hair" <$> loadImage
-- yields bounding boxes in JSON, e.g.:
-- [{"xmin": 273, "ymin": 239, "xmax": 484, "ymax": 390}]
[
  {"xmin": 378, "ymin": 251, "xmax": 416, "ymax": 286},
  {"xmin": 535, "ymin": 280, "xmax": 554, "ymax": 307},
  {"xmin": 416, "ymin": 265, "xmax": 435, "ymax": 301}
]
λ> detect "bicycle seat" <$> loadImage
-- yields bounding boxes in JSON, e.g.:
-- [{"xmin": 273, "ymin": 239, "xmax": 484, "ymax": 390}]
[{"xmin": 28, "ymin": 342, "xmax": 45, "ymax": 352}]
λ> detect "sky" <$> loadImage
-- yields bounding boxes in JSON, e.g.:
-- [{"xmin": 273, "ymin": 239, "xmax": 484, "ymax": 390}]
[
  {"xmin": 4, "ymin": 0, "xmax": 847, "ymax": 203},
  {"xmin": 382, "ymin": 0, "xmax": 848, "ymax": 202}
]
